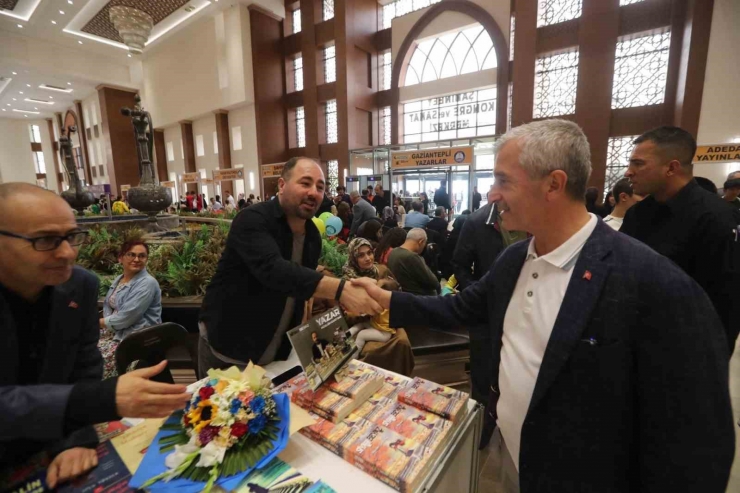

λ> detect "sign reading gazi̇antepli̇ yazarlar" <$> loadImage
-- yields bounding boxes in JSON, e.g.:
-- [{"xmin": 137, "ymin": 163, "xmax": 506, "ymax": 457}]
[{"xmin": 391, "ymin": 146, "xmax": 474, "ymax": 170}]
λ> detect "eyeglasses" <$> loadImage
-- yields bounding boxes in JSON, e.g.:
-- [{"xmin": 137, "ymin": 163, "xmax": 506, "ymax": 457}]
[
  {"xmin": 124, "ymin": 252, "xmax": 148, "ymax": 260},
  {"xmin": 0, "ymin": 230, "xmax": 88, "ymax": 252}
]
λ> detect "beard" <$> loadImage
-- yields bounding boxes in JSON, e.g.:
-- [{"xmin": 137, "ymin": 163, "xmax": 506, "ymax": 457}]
[{"xmin": 293, "ymin": 198, "xmax": 318, "ymax": 219}]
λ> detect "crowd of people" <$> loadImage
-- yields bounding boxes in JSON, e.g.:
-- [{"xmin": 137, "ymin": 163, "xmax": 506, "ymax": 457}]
[{"xmin": 1, "ymin": 118, "xmax": 740, "ymax": 490}]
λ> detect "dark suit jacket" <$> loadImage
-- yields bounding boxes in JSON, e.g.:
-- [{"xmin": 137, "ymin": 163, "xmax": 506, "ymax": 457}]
[
  {"xmin": 390, "ymin": 221, "xmax": 734, "ymax": 492},
  {"xmin": 452, "ymin": 203, "xmax": 505, "ymax": 291},
  {"xmin": 311, "ymin": 339, "xmax": 330, "ymax": 361},
  {"xmin": 0, "ymin": 267, "xmax": 104, "ymax": 464}
]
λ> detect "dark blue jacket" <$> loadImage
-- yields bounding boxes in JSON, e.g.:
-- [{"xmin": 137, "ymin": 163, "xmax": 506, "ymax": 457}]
[{"xmin": 390, "ymin": 220, "xmax": 734, "ymax": 492}]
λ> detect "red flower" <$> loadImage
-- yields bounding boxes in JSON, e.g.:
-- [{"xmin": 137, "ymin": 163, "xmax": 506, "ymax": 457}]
[
  {"xmin": 199, "ymin": 386, "xmax": 215, "ymax": 400},
  {"xmin": 231, "ymin": 422, "xmax": 249, "ymax": 438},
  {"xmin": 199, "ymin": 425, "xmax": 221, "ymax": 445},
  {"xmin": 183, "ymin": 416, "xmax": 191, "ymax": 426}
]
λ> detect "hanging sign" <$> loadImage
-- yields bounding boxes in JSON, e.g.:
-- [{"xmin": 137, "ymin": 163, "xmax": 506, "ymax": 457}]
[
  {"xmin": 391, "ymin": 145, "xmax": 474, "ymax": 169},
  {"xmin": 182, "ymin": 172, "xmax": 201, "ymax": 183},
  {"xmin": 160, "ymin": 181, "xmax": 176, "ymax": 188},
  {"xmin": 262, "ymin": 163, "xmax": 285, "ymax": 178},
  {"xmin": 202, "ymin": 178, "xmax": 215, "ymax": 184},
  {"xmin": 693, "ymin": 144, "xmax": 740, "ymax": 163},
  {"xmin": 213, "ymin": 169, "xmax": 244, "ymax": 182}
]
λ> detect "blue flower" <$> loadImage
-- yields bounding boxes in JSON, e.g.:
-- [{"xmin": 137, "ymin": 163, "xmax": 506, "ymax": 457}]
[
  {"xmin": 249, "ymin": 414, "xmax": 267, "ymax": 435},
  {"xmin": 193, "ymin": 396, "xmax": 201, "ymax": 407},
  {"xmin": 209, "ymin": 378, "xmax": 219, "ymax": 386},
  {"xmin": 230, "ymin": 398, "xmax": 242, "ymax": 415},
  {"xmin": 250, "ymin": 396, "xmax": 265, "ymax": 415}
]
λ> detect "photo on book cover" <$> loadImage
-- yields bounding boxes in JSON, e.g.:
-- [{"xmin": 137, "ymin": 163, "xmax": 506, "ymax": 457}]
[{"xmin": 287, "ymin": 307, "xmax": 357, "ymax": 390}]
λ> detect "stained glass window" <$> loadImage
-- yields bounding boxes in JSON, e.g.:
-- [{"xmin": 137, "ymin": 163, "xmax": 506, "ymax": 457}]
[
  {"xmin": 327, "ymin": 160, "xmax": 339, "ymax": 194},
  {"xmin": 403, "ymin": 88, "xmax": 496, "ymax": 143},
  {"xmin": 379, "ymin": 50, "xmax": 392, "ymax": 91},
  {"xmin": 292, "ymin": 8, "xmax": 301, "ymax": 34},
  {"xmin": 379, "ymin": 106, "xmax": 391, "ymax": 145},
  {"xmin": 326, "ymin": 100, "xmax": 338, "ymax": 144},
  {"xmin": 324, "ymin": 45, "xmax": 336, "ymax": 83},
  {"xmin": 605, "ymin": 136, "xmax": 637, "ymax": 192},
  {"xmin": 296, "ymin": 107, "xmax": 306, "ymax": 148},
  {"xmin": 509, "ymin": 15, "xmax": 515, "ymax": 62},
  {"xmin": 507, "ymin": 82, "xmax": 513, "ymax": 130},
  {"xmin": 611, "ymin": 29, "xmax": 671, "ymax": 109},
  {"xmin": 537, "ymin": 0, "xmax": 582, "ymax": 27},
  {"xmin": 380, "ymin": 0, "xmax": 442, "ymax": 30},
  {"xmin": 533, "ymin": 49, "xmax": 579, "ymax": 118},
  {"xmin": 293, "ymin": 56, "xmax": 304, "ymax": 92},
  {"xmin": 404, "ymin": 25, "xmax": 497, "ymax": 86},
  {"xmin": 323, "ymin": 0, "xmax": 334, "ymax": 21}
]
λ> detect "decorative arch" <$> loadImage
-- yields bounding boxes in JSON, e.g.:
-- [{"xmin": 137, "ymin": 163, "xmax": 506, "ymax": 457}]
[
  {"xmin": 390, "ymin": 0, "xmax": 509, "ymax": 144},
  {"xmin": 63, "ymin": 109, "xmax": 80, "ymax": 136}
]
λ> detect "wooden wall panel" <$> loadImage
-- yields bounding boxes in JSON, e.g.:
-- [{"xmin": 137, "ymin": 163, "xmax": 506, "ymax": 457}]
[
  {"xmin": 74, "ymin": 100, "xmax": 93, "ymax": 184},
  {"xmin": 249, "ymin": 6, "xmax": 289, "ymax": 166},
  {"xmin": 512, "ymin": 0, "xmax": 537, "ymax": 127},
  {"xmin": 97, "ymin": 86, "xmax": 138, "ymax": 195},
  {"xmin": 180, "ymin": 121, "xmax": 196, "ymax": 192},
  {"xmin": 214, "ymin": 110, "xmax": 234, "ymax": 194},
  {"xmin": 153, "ymin": 129, "xmax": 168, "ymax": 183}
]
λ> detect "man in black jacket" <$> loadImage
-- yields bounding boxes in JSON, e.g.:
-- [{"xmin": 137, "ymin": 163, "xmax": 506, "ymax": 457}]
[
  {"xmin": 433, "ymin": 180, "xmax": 451, "ymax": 218},
  {"xmin": 199, "ymin": 157, "xmax": 381, "ymax": 375},
  {"xmin": 621, "ymin": 127, "xmax": 740, "ymax": 354},
  {"xmin": 472, "ymin": 186, "xmax": 482, "ymax": 211},
  {"xmin": 353, "ymin": 120, "xmax": 733, "ymax": 492},
  {"xmin": 0, "ymin": 184, "xmax": 190, "ymax": 488}
]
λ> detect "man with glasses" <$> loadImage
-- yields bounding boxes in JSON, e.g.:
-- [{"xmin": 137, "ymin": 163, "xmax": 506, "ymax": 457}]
[{"xmin": 0, "ymin": 184, "xmax": 191, "ymax": 488}]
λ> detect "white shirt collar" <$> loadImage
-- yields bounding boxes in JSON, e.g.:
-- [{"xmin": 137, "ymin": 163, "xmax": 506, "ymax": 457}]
[{"xmin": 526, "ymin": 214, "xmax": 598, "ymax": 270}]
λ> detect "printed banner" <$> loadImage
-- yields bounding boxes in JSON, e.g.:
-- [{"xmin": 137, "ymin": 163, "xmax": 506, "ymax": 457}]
[
  {"xmin": 391, "ymin": 146, "xmax": 474, "ymax": 169},
  {"xmin": 262, "ymin": 163, "xmax": 285, "ymax": 178},
  {"xmin": 213, "ymin": 168, "xmax": 245, "ymax": 181},
  {"xmin": 693, "ymin": 144, "xmax": 740, "ymax": 163},
  {"xmin": 202, "ymin": 178, "xmax": 215, "ymax": 184},
  {"xmin": 182, "ymin": 172, "xmax": 201, "ymax": 183},
  {"xmin": 160, "ymin": 180, "xmax": 176, "ymax": 188}
]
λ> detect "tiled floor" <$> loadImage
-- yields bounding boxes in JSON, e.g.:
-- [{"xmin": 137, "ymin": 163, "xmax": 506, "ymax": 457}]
[{"xmin": 478, "ymin": 337, "xmax": 740, "ymax": 492}]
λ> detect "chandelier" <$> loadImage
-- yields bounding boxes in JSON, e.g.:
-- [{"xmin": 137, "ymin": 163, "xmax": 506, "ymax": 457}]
[{"xmin": 109, "ymin": 6, "xmax": 153, "ymax": 55}]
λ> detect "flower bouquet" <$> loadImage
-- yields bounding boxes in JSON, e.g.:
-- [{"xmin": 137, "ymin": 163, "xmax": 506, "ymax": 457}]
[{"xmin": 130, "ymin": 363, "xmax": 290, "ymax": 493}]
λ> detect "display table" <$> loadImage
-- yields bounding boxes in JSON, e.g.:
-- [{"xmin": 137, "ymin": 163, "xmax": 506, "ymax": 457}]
[{"xmin": 279, "ymin": 399, "xmax": 482, "ymax": 493}]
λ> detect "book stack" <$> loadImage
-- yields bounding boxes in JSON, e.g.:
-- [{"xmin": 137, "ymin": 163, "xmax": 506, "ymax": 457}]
[
  {"xmin": 277, "ymin": 365, "xmax": 470, "ymax": 492},
  {"xmin": 397, "ymin": 378, "xmax": 468, "ymax": 422}
]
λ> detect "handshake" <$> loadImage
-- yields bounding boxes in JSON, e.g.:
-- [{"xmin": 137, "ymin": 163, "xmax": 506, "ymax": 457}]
[{"xmin": 339, "ymin": 277, "xmax": 392, "ymax": 316}]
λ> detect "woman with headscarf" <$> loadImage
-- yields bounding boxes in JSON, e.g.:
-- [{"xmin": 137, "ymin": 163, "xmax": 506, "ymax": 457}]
[{"xmin": 342, "ymin": 238, "xmax": 397, "ymax": 352}]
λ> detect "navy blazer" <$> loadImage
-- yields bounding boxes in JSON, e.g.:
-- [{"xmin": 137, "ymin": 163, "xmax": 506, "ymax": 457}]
[
  {"xmin": 0, "ymin": 266, "xmax": 104, "ymax": 465},
  {"xmin": 390, "ymin": 221, "xmax": 734, "ymax": 492}
]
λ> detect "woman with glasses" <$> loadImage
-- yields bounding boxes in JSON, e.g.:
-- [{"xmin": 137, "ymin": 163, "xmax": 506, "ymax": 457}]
[{"xmin": 98, "ymin": 240, "xmax": 162, "ymax": 378}]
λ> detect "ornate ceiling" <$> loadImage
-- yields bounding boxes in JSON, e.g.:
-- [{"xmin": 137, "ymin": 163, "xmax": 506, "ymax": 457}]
[{"xmin": 81, "ymin": 0, "xmax": 190, "ymax": 43}]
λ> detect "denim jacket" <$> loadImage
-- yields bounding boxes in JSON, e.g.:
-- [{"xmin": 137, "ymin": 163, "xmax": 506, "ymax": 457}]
[{"xmin": 103, "ymin": 269, "xmax": 162, "ymax": 341}]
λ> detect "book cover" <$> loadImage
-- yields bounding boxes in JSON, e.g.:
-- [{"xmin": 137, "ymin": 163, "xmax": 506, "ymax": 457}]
[
  {"xmin": 371, "ymin": 403, "xmax": 452, "ymax": 450},
  {"xmin": 406, "ymin": 377, "xmax": 467, "ymax": 400},
  {"xmin": 57, "ymin": 441, "xmax": 132, "ymax": 493},
  {"xmin": 326, "ymin": 373, "xmax": 383, "ymax": 400},
  {"xmin": 397, "ymin": 387, "xmax": 466, "ymax": 422}
]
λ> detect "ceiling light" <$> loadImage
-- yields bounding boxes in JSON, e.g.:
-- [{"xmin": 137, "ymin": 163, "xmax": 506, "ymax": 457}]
[
  {"xmin": 38, "ymin": 84, "xmax": 73, "ymax": 93},
  {"xmin": 12, "ymin": 72, "xmax": 17, "ymax": 75},
  {"xmin": 67, "ymin": 82, "xmax": 72, "ymax": 85},
  {"xmin": 25, "ymin": 98, "xmax": 54, "ymax": 105},
  {"xmin": 24, "ymin": 115, "xmax": 28, "ymax": 118},
  {"xmin": 49, "ymin": 96, "xmax": 53, "ymax": 99},
  {"xmin": 12, "ymin": 98, "xmax": 16, "ymax": 101},
  {"xmin": 109, "ymin": 6, "xmax": 153, "ymax": 55},
  {"xmin": 51, "ymin": 20, "xmax": 57, "ymax": 25},
  {"xmin": 68, "ymin": 0, "xmax": 73, "ymax": 4},
  {"xmin": 34, "ymin": 107, "xmax": 38, "ymax": 110},
  {"xmin": 26, "ymin": 84, "xmax": 30, "ymax": 87},
  {"xmin": 1, "ymin": 109, "xmax": 4, "ymax": 112},
  {"xmin": 127, "ymin": 53, "xmax": 132, "ymax": 58},
  {"xmin": 13, "ymin": 109, "xmax": 40, "ymax": 114},
  {"xmin": 78, "ymin": 40, "xmax": 83, "ymax": 44},
  {"xmin": 19, "ymin": 91, "xmax": 23, "ymax": 94},
  {"xmin": 59, "ymin": 10, "xmax": 65, "ymax": 15},
  {"xmin": 6, "ymin": 104, "xmax": 11, "ymax": 106},
  {"xmin": 17, "ymin": 24, "xmax": 23, "ymax": 28}
]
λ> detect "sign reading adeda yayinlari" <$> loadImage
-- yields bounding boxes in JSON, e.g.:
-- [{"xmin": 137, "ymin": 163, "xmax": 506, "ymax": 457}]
[{"xmin": 693, "ymin": 144, "xmax": 740, "ymax": 163}]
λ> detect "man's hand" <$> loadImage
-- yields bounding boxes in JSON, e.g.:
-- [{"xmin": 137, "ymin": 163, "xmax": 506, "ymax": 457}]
[
  {"xmin": 116, "ymin": 360, "xmax": 191, "ymax": 418},
  {"xmin": 349, "ymin": 277, "xmax": 392, "ymax": 310},
  {"xmin": 340, "ymin": 281, "xmax": 384, "ymax": 315},
  {"xmin": 46, "ymin": 447, "xmax": 98, "ymax": 489}
]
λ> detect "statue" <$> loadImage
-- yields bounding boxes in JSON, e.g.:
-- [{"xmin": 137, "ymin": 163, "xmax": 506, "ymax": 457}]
[
  {"xmin": 59, "ymin": 126, "xmax": 95, "ymax": 212},
  {"xmin": 121, "ymin": 94, "xmax": 170, "ymax": 220}
]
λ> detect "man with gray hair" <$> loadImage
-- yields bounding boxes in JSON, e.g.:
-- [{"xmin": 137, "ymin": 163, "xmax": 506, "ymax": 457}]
[
  {"xmin": 352, "ymin": 119, "xmax": 733, "ymax": 492},
  {"xmin": 349, "ymin": 189, "xmax": 377, "ymax": 236},
  {"xmin": 386, "ymin": 228, "xmax": 440, "ymax": 296},
  {"xmin": 722, "ymin": 170, "xmax": 740, "ymax": 210}
]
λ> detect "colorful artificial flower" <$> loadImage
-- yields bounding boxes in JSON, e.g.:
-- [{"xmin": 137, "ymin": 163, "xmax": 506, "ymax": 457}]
[{"xmin": 230, "ymin": 422, "xmax": 248, "ymax": 438}]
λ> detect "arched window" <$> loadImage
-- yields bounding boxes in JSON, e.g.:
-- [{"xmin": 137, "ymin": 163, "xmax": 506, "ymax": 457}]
[{"xmin": 404, "ymin": 25, "xmax": 497, "ymax": 86}]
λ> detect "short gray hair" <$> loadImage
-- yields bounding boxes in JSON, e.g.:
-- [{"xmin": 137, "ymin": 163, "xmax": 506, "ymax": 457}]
[
  {"xmin": 349, "ymin": 190, "xmax": 360, "ymax": 199},
  {"xmin": 407, "ymin": 228, "xmax": 427, "ymax": 242},
  {"xmin": 494, "ymin": 119, "xmax": 591, "ymax": 200}
]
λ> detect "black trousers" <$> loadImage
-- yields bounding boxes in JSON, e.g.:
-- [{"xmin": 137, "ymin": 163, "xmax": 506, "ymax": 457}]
[{"xmin": 468, "ymin": 325, "xmax": 493, "ymax": 405}]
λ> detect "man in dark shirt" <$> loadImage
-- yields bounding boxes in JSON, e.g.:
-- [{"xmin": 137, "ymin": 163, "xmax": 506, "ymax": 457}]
[
  {"xmin": 387, "ymin": 228, "xmax": 441, "ymax": 296},
  {"xmin": 426, "ymin": 206, "xmax": 449, "ymax": 238},
  {"xmin": 433, "ymin": 180, "xmax": 451, "ymax": 218},
  {"xmin": 0, "ymin": 184, "xmax": 190, "ymax": 487},
  {"xmin": 311, "ymin": 332, "xmax": 331, "ymax": 362},
  {"xmin": 472, "ymin": 186, "xmax": 482, "ymax": 211},
  {"xmin": 621, "ymin": 126, "xmax": 740, "ymax": 353},
  {"xmin": 316, "ymin": 190, "xmax": 334, "ymax": 216},
  {"xmin": 199, "ymin": 157, "xmax": 381, "ymax": 375},
  {"xmin": 373, "ymin": 184, "xmax": 390, "ymax": 216},
  {"xmin": 335, "ymin": 185, "xmax": 352, "ymax": 209}
]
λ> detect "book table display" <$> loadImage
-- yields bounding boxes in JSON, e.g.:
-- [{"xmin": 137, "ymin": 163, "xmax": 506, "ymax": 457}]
[{"xmin": 273, "ymin": 360, "xmax": 484, "ymax": 493}]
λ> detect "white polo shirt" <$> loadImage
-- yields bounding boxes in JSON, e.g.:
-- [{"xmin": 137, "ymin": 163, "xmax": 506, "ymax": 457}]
[{"xmin": 496, "ymin": 214, "xmax": 598, "ymax": 470}]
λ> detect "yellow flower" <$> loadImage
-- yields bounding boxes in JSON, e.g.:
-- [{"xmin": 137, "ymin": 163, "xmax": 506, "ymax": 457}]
[{"xmin": 187, "ymin": 399, "xmax": 219, "ymax": 433}]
